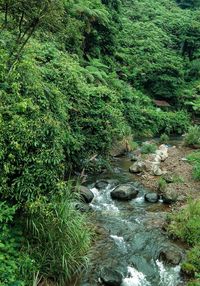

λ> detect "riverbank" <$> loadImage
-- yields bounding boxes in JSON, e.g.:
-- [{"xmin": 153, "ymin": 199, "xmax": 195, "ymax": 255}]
[{"xmin": 131, "ymin": 143, "xmax": 200, "ymax": 205}]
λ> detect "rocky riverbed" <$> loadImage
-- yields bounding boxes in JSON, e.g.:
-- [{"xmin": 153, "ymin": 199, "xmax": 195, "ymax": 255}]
[{"xmin": 76, "ymin": 141, "xmax": 194, "ymax": 286}]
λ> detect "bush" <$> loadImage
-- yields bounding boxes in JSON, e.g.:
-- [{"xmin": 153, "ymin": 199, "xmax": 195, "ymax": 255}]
[
  {"xmin": 184, "ymin": 126, "xmax": 200, "ymax": 148},
  {"xmin": 187, "ymin": 152, "xmax": 200, "ymax": 181},
  {"xmin": 125, "ymin": 103, "xmax": 190, "ymax": 136},
  {"xmin": 0, "ymin": 201, "xmax": 35, "ymax": 286},
  {"xmin": 141, "ymin": 143, "xmax": 157, "ymax": 154},
  {"xmin": 158, "ymin": 177, "xmax": 167, "ymax": 191},
  {"xmin": 159, "ymin": 133, "xmax": 170, "ymax": 144}
]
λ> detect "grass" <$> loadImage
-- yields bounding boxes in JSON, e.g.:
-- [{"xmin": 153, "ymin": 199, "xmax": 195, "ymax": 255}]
[
  {"xmin": 187, "ymin": 151, "xmax": 200, "ymax": 181},
  {"xmin": 167, "ymin": 199, "xmax": 200, "ymax": 283},
  {"xmin": 24, "ymin": 183, "xmax": 92, "ymax": 285}
]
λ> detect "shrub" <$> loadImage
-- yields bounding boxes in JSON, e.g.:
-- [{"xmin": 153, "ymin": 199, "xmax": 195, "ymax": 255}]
[
  {"xmin": 184, "ymin": 126, "xmax": 200, "ymax": 148},
  {"xmin": 141, "ymin": 143, "xmax": 157, "ymax": 154},
  {"xmin": 158, "ymin": 177, "xmax": 167, "ymax": 192},
  {"xmin": 187, "ymin": 152, "xmax": 200, "ymax": 181},
  {"xmin": 0, "ymin": 201, "xmax": 36, "ymax": 286},
  {"xmin": 159, "ymin": 133, "xmax": 170, "ymax": 144}
]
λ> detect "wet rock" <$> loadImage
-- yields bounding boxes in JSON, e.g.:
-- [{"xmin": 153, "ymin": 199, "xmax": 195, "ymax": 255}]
[
  {"xmin": 111, "ymin": 184, "xmax": 139, "ymax": 201},
  {"xmin": 129, "ymin": 255, "xmax": 157, "ymax": 279},
  {"xmin": 76, "ymin": 186, "xmax": 94, "ymax": 203},
  {"xmin": 100, "ymin": 267, "xmax": 123, "ymax": 286},
  {"xmin": 95, "ymin": 179, "xmax": 119, "ymax": 190},
  {"xmin": 95, "ymin": 180, "xmax": 109, "ymax": 190},
  {"xmin": 144, "ymin": 193, "xmax": 159, "ymax": 203},
  {"xmin": 162, "ymin": 187, "xmax": 178, "ymax": 204},
  {"xmin": 75, "ymin": 202, "xmax": 93, "ymax": 212},
  {"xmin": 159, "ymin": 248, "xmax": 182, "ymax": 266},
  {"xmin": 129, "ymin": 161, "xmax": 146, "ymax": 173}
]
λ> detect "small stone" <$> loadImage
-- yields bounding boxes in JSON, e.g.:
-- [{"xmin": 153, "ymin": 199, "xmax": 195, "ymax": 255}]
[{"xmin": 144, "ymin": 193, "xmax": 160, "ymax": 203}]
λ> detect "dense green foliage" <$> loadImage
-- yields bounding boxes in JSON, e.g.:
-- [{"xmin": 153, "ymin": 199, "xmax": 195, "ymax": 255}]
[
  {"xmin": 184, "ymin": 126, "xmax": 200, "ymax": 148},
  {"xmin": 168, "ymin": 200, "xmax": 200, "ymax": 284},
  {"xmin": 0, "ymin": 0, "xmax": 200, "ymax": 284}
]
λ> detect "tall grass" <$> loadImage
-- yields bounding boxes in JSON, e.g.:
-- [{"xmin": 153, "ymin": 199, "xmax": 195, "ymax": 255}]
[
  {"xmin": 24, "ymin": 183, "xmax": 92, "ymax": 285},
  {"xmin": 168, "ymin": 200, "xmax": 200, "ymax": 282}
]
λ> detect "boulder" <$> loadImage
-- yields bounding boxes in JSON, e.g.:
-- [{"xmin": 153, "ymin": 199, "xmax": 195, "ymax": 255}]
[
  {"xmin": 156, "ymin": 145, "xmax": 168, "ymax": 162},
  {"xmin": 95, "ymin": 180, "xmax": 109, "ymax": 190},
  {"xmin": 151, "ymin": 164, "xmax": 163, "ymax": 176},
  {"xmin": 111, "ymin": 184, "xmax": 139, "ymax": 201},
  {"xmin": 95, "ymin": 179, "xmax": 119, "ymax": 190},
  {"xmin": 129, "ymin": 161, "xmax": 146, "ymax": 173},
  {"xmin": 144, "ymin": 193, "xmax": 160, "ymax": 203},
  {"xmin": 162, "ymin": 187, "xmax": 178, "ymax": 204},
  {"xmin": 100, "ymin": 267, "xmax": 123, "ymax": 286},
  {"xmin": 76, "ymin": 186, "xmax": 94, "ymax": 203},
  {"xmin": 159, "ymin": 248, "xmax": 182, "ymax": 266}
]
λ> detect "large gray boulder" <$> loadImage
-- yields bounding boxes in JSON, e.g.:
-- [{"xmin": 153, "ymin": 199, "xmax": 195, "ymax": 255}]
[
  {"xmin": 129, "ymin": 161, "xmax": 146, "ymax": 173},
  {"xmin": 76, "ymin": 186, "xmax": 94, "ymax": 203},
  {"xmin": 100, "ymin": 267, "xmax": 123, "ymax": 286},
  {"xmin": 111, "ymin": 184, "xmax": 139, "ymax": 201},
  {"xmin": 159, "ymin": 248, "xmax": 182, "ymax": 266},
  {"xmin": 162, "ymin": 187, "xmax": 178, "ymax": 204}
]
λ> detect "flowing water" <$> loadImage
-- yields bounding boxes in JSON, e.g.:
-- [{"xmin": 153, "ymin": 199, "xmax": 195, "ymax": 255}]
[{"xmin": 78, "ymin": 156, "xmax": 185, "ymax": 286}]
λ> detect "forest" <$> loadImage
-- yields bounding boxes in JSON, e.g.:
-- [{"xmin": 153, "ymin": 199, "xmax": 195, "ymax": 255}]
[{"xmin": 0, "ymin": 0, "xmax": 200, "ymax": 285}]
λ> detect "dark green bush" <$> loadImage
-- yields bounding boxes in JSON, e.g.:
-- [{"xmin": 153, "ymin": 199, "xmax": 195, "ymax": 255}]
[
  {"xmin": 140, "ymin": 143, "xmax": 157, "ymax": 154},
  {"xmin": 184, "ymin": 126, "xmax": 200, "ymax": 148}
]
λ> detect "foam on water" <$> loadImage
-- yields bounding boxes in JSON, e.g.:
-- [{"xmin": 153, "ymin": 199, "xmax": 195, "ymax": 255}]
[
  {"xmin": 122, "ymin": 266, "xmax": 151, "ymax": 286},
  {"xmin": 156, "ymin": 260, "xmax": 181, "ymax": 286},
  {"xmin": 90, "ymin": 186, "xmax": 119, "ymax": 212},
  {"xmin": 134, "ymin": 196, "xmax": 144, "ymax": 203},
  {"xmin": 110, "ymin": 235, "xmax": 127, "ymax": 252}
]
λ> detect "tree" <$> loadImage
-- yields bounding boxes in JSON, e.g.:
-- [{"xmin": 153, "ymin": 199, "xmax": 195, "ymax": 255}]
[{"xmin": 0, "ymin": 0, "xmax": 64, "ymax": 68}]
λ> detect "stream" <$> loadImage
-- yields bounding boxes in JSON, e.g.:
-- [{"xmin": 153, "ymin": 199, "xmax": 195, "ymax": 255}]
[{"xmin": 78, "ymin": 155, "xmax": 185, "ymax": 286}]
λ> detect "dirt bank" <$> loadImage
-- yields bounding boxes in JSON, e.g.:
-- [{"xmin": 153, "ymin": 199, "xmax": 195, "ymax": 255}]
[{"xmin": 132, "ymin": 144, "xmax": 200, "ymax": 203}]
